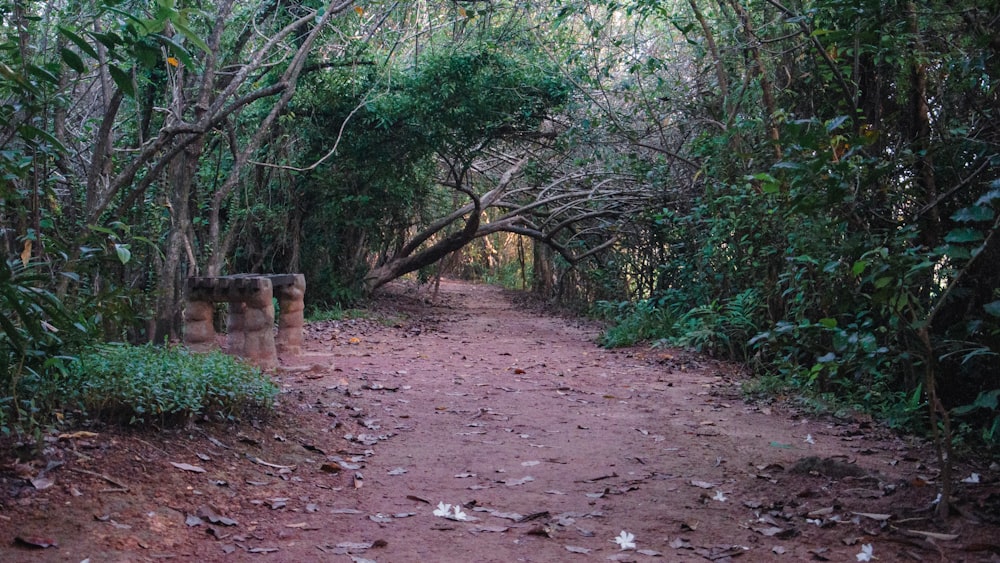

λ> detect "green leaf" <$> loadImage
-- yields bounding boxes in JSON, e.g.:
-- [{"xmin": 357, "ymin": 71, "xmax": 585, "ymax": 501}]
[
  {"xmin": 114, "ymin": 244, "xmax": 131, "ymax": 265},
  {"xmin": 60, "ymin": 48, "xmax": 86, "ymax": 73},
  {"xmin": 170, "ymin": 19, "xmax": 210, "ymax": 54},
  {"xmin": 27, "ymin": 64, "xmax": 60, "ymax": 85},
  {"xmin": 825, "ymin": 115, "xmax": 849, "ymax": 133},
  {"xmin": 59, "ymin": 26, "xmax": 99, "ymax": 58},
  {"xmin": 951, "ymin": 205, "xmax": 994, "ymax": 222},
  {"xmin": 952, "ymin": 389, "xmax": 1000, "ymax": 415},
  {"xmin": 874, "ymin": 276, "xmax": 893, "ymax": 289},
  {"xmin": 944, "ymin": 228, "xmax": 984, "ymax": 244},
  {"xmin": 155, "ymin": 34, "xmax": 195, "ymax": 68},
  {"xmin": 977, "ymin": 188, "xmax": 1000, "ymax": 206},
  {"xmin": 985, "ymin": 300, "xmax": 1000, "ymax": 318},
  {"xmin": 852, "ymin": 260, "xmax": 868, "ymax": 276},
  {"xmin": 818, "ymin": 317, "xmax": 837, "ymax": 328},
  {"xmin": 89, "ymin": 31, "xmax": 122, "ymax": 52},
  {"xmin": 108, "ymin": 65, "xmax": 135, "ymax": 97}
]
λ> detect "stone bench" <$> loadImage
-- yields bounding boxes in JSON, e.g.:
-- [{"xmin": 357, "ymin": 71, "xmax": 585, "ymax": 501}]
[{"xmin": 184, "ymin": 274, "xmax": 305, "ymax": 368}]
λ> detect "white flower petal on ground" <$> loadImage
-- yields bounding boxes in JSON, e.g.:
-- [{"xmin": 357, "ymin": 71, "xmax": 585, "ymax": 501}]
[
  {"xmin": 613, "ymin": 530, "xmax": 636, "ymax": 550},
  {"xmin": 856, "ymin": 543, "xmax": 874, "ymax": 562},
  {"xmin": 451, "ymin": 504, "xmax": 469, "ymax": 521},
  {"xmin": 713, "ymin": 490, "xmax": 727, "ymax": 502},
  {"xmin": 433, "ymin": 502, "xmax": 452, "ymax": 518},
  {"xmin": 962, "ymin": 473, "xmax": 980, "ymax": 484},
  {"xmin": 804, "ymin": 434, "xmax": 815, "ymax": 444}
]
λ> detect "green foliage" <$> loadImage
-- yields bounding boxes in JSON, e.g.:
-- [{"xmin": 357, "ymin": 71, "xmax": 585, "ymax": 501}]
[
  {"xmin": 595, "ymin": 296, "xmax": 679, "ymax": 348},
  {"xmin": 66, "ymin": 345, "xmax": 277, "ymax": 426},
  {"xmin": 592, "ymin": 0, "xmax": 1000, "ymax": 450},
  {"xmin": 669, "ymin": 289, "xmax": 762, "ymax": 359},
  {"xmin": 288, "ymin": 38, "xmax": 570, "ymax": 305},
  {"xmin": 0, "ymin": 258, "xmax": 91, "ymax": 436},
  {"xmin": 306, "ymin": 305, "xmax": 371, "ymax": 322}
]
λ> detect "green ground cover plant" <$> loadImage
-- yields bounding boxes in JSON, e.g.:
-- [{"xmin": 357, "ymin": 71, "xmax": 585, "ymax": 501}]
[{"xmin": 66, "ymin": 345, "xmax": 277, "ymax": 426}]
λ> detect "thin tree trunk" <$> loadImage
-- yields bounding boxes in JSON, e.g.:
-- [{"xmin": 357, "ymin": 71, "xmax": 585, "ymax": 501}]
[{"xmin": 687, "ymin": 0, "xmax": 728, "ymax": 113}]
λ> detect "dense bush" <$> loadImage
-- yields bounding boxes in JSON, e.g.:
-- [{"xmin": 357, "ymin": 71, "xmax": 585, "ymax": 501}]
[{"xmin": 66, "ymin": 345, "xmax": 278, "ymax": 426}]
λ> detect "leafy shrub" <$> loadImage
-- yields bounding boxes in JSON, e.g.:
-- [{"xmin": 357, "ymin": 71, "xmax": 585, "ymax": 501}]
[
  {"xmin": 595, "ymin": 296, "xmax": 680, "ymax": 348},
  {"xmin": 66, "ymin": 345, "xmax": 277, "ymax": 426},
  {"xmin": 668, "ymin": 289, "xmax": 763, "ymax": 359},
  {"xmin": 306, "ymin": 305, "xmax": 371, "ymax": 323},
  {"xmin": 0, "ymin": 258, "xmax": 92, "ymax": 436}
]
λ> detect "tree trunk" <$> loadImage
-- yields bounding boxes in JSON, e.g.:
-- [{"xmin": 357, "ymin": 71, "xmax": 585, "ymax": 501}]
[
  {"xmin": 532, "ymin": 241, "xmax": 556, "ymax": 297},
  {"xmin": 151, "ymin": 141, "xmax": 203, "ymax": 343},
  {"xmin": 363, "ymin": 213, "xmax": 481, "ymax": 293}
]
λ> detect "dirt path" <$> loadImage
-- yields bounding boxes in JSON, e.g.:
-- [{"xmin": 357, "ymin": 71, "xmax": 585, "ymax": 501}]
[{"xmin": 1, "ymin": 280, "xmax": 996, "ymax": 562}]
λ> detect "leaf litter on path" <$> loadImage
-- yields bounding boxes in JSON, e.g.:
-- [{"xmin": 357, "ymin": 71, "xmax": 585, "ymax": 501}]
[{"xmin": 5, "ymin": 280, "xmax": 997, "ymax": 562}]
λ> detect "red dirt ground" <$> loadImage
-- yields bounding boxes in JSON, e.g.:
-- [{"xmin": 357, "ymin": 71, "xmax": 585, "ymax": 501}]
[{"xmin": 1, "ymin": 279, "xmax": 998, "ymax": 562}]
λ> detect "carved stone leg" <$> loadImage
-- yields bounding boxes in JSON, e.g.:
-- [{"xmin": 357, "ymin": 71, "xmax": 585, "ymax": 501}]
[
  {"xmin": 227, "ymin": 301, "xmax": 247, "ymax": 357},
  {"xmin": 276, "ymin": 274, "xmax": 306, "ymax": 355},
  {"xmin": 241, "ymin": 280, "xmax": 277, "ymax": 368},
  {"xmin": 183, "ymin": 299, "xmax": 216, "ymax": 352}
]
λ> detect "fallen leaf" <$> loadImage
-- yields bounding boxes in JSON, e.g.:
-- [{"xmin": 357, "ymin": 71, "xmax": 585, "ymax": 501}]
[
  {"xmin": 472, "ymin": 507, "xmax": 523, "ymax": 521},
  {"xmin": 195, "ymin": 506, "xmax": 240, "ymax": 526},
  {"xmin": 504, "ymin": 476, "xmax": 534, "ymax": 486},
  {"xmin": 334, "ymin": 541, "xmax": 373, "ymax": 551},
  {"xmin": 564, "ymin": 545, "xmax": 591, "ymax": 554},
  {"xmin": 170, "ymin": 462, "xmax": 206, "ymax": 473},
  {"xmin": 248, "ymin": 547, "xmax": 279, "ymax": 553},
  {"xmin": 331, "ymin": 508, "xmax": 364, "ymax": 515},
  {"xmin": 319, "ymin": 461, "xmax": 344, "ymax": 474},
  {"xmin": 387, "ymin": 467, "xmax": 407, "ymax": 475},
  {"xmin": 245, "ymin": 454, "xmax": 295, "ymax": 470},
  {"xmin": 690, "ymin": 479, "xmax": 716, "ymax": 489},
  {"xmin": 637, "ymin": 548, "xmax": 662, "ymax": 556},
  {"xmin": 185, "ymin": 514, "xmax": 203, "ymax": 527},
  {"xmin": 14, "ymin": 535, "xmax": 58, "ymax": 549},
  {"xmin": 669, "ymin": 537, "xmax": 692, "ymax": 549},
  {"xmin": 58, "ymin": 431, "xmax": 98, "ymax": 440},
  {"xmin": 519, "ymin": 511, "xmax": 551, "ymax": 523},
  {"xmin": 905, "ymin": 529, "xmax": 959, "ymax": 541},
  {"xmin": 30, "ymin": 476, "xmax": 54, "ymax": 490},
  {"xmin": 852, "ymin": 512, "xmax": 891, "ymax": 521},
  {"xmin": 809, "ymin": 547, "xmax": 831, "ymax": 560},
  {"xmin": 473, "ymin": 525, "xmax": 510, "ymax": 533}
]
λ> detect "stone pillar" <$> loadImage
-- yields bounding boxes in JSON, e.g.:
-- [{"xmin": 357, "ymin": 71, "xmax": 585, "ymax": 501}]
[
  {"xmin": 228, "ymin": 279, "xmax": 276, "ymax": 369},
  {"xmin": 183, "ymin": 299, "xmax": 216, "ymax": 352},
  {"xmin": 276, "ymin": 274, "xmax": 306, "ymax": 355}
]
